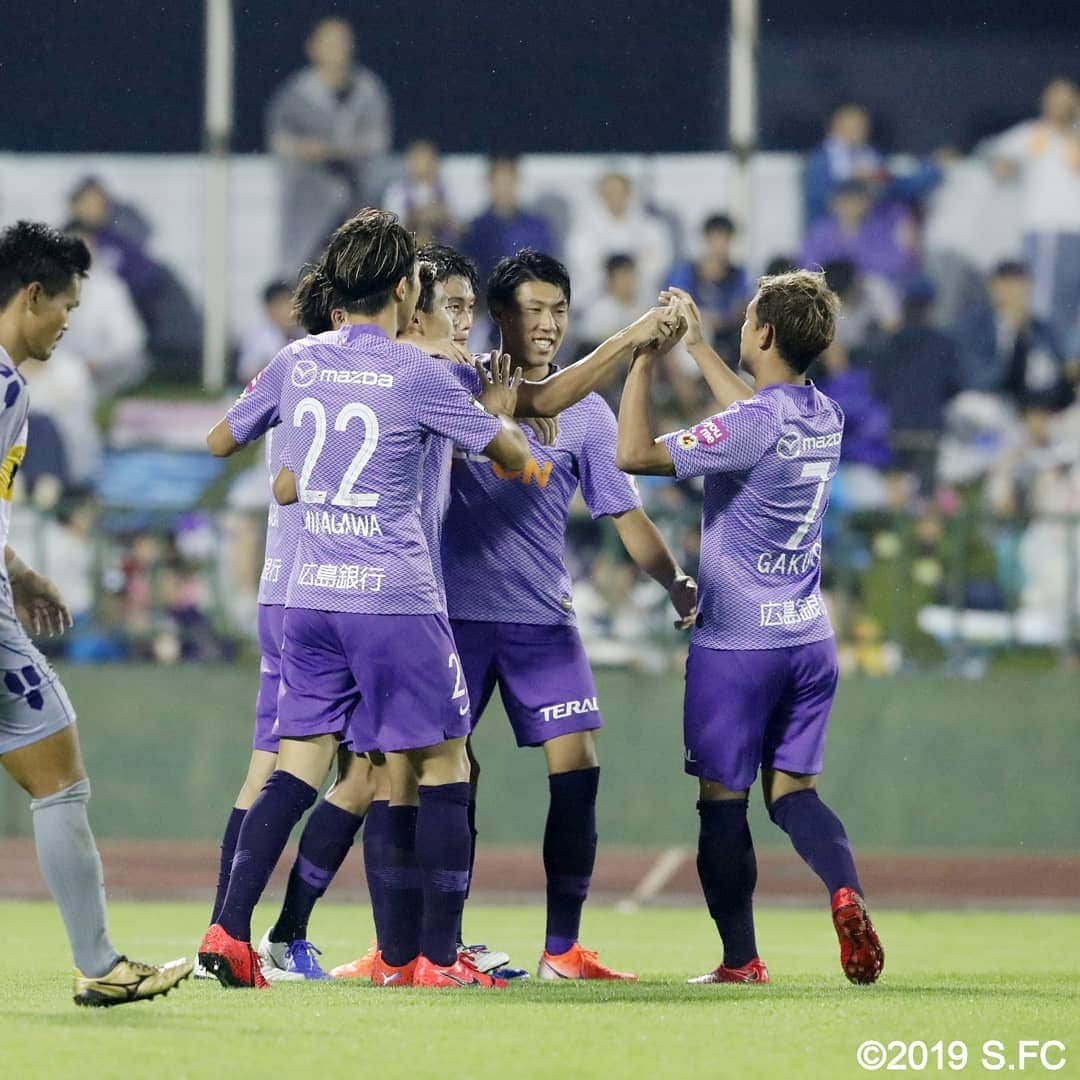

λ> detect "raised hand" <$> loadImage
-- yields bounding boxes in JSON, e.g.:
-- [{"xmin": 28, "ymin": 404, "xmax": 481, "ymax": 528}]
[
  {"xmin": 659, "ymin": 286, "xmax": 705, "ymax": 348},
  {"xmin": 668, "ymin": 573, "xmax": 698, "ymax": 630},
  {"xmin": 624, "ymin": 305, "xmax": 683, "ymax": 352},
  {"xmin": 523, "ymin": 416, "xmax": 559, "ymax": 446},
  {"xmin": 475, "ymin": 352, "xmax": 523, "ymax": 417},
  {"xmin": 11, "ymin": 568, "xmax": 73, "ymax": 637}
]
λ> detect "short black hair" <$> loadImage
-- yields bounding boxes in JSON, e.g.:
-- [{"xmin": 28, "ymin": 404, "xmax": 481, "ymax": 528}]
[
  {"xmin": 262, "ymin": 279, "xmax": 292, "ymax": 306},
  {"xmin": 703, "ymin": 213, "xmax": 736, "ymax": 235},
  {"xmin": 992, "ymin": 259, "xmax": 1028, "ymax": 280},
  {"xmin": 488, "ymin": 154, "xmax": 520, "ymax": 177},
  {"xmin": 0, "ymin": 220, "xmax": 91, "ymax": 309},
  {"xmin": 604, "ymin": 253, "xmax": 636, "ymax": 276},
  {"xmin": 487, "ymin": 249, "xmax": 571, "ymax": 311},
  {"xmin": 290, "ymin": 266, "xmax": 336, "ymax": 334},
  {"xmin": 416, "ymin": 244, "xmax": 480, "ymax": 315}
]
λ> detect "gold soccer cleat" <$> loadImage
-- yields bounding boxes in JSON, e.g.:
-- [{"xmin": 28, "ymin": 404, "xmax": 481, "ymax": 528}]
[{"xmin": 73, "ymin": 955, "xmax": 194, "ymax": 1007}]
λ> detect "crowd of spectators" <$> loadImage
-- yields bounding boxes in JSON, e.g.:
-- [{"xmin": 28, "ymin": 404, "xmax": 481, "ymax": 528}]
[{"xmin": 16, "ymin": 17, "xmax": 1080, "ymax": 667}]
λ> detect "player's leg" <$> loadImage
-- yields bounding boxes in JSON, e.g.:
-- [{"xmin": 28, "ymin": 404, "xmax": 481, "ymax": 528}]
[
  {"xmin": 683, "ymin": 644, "xmax": 785, "ymax": 985},
  {"xmin": 761, "ymin": 637, "xmax": 883, "ymax": 984},
  {"xmin": 2, "ymin": 701, "xmax": 192, "ymax": 1005},
  {"xmin": 260, "ymin": 748, "xmax": 374, "ymax": 980},
  {"xmin": 201, "ymin": 608, "xmax": 356, "ymax": 987}
]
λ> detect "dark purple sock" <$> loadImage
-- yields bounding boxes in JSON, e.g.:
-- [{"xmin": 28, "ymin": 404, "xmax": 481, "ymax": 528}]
[
  {"xmin": 415, "ymin": 783, "xmax": 471, "ymax": 967},
  {"xmin": 543, "ymin": 766, "xmax": 599, "ymax": 955},
  {"xmin": 770, "ymin": 789, "xmax": 863, "ymax": 896},
  {"xmin": 269, "ymin": 800, "xmax": 364, "ymax": 943},
  {"xmin": 217, "ymin": 770, "xmax": 317, "ymax": 942},
  {"xmin": 362, "ymin": 800, "xmax": 391, "ymax": 948},
  {"xmin": 210, "ymin": 807, "xmax": 246, "ymax": 926},
  {"xmin": 372, "ymin": 805, "xmax": 422, "ymax": 966},
  {"xmin": 697, "ymin": 799, "xmax": 759, "ymax": 968},
  {"xmin": 455, "ymin": 793, "xmax": 479, "ymax": 946}
]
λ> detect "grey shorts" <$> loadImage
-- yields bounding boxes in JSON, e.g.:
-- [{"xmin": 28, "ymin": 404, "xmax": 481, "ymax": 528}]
[{"xmin": 0, "ymin": 601, "xmax": 76, "ymax": 756}]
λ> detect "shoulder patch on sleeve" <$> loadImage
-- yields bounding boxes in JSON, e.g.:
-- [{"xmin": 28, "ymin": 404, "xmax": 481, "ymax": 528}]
[{"xmin": 4, "ymin": 380, "xmax": 20, "ymax": 409}]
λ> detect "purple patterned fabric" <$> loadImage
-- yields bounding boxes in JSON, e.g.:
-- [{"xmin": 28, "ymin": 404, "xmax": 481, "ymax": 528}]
[{"xmin": 663, "ymin": 382, "xmax": 844, "ymax": 650}]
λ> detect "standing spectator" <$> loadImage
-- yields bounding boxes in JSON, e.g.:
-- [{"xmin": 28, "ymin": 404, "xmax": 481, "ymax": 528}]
[
  {"xmin": 578, "ymin": 254, "xmax": 641, "ymax": 349},
  {"xmin": 666, "ymin": 213, "xmax": 750, "ymax": 362},
  {"xmin": 822, "ymin": 259, "xmax": 899, "ymax": 351},
  {"xmin": 954, "ymin": 261, "xmax": 1073, "ymax": 410},
  {"xmin": 459, "ymin": 155, "xmax": 556, "ymax": 281},
  {"xmin": 236, "ymin": 281, "xmax": 298, "ymax": 383},
  {"xmin": 803, "ymin": 179, "xmax": 919, "ymax": 289},
  {"xmin": 567, "ymin": 171, "xmax": 673, "ymax": 307},
  {"xmin": 383, "ymin": 139, "xmax": 457, "ymax": 245},
  {"xmin": 803, "ymin": 104, "xmax": 885, "ymax": 226},
  {"xmin": 989, "ymin": 77, "xmax": 1080, "ymax": 345},
  {"xmin": 266, "ymin": 16, "xmax": 393, "ymax": 268}
]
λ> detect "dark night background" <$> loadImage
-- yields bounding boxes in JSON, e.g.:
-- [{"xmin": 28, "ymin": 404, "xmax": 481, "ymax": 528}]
[{"xmin": 4, "ymin": 1, "xmax": 1079, "ymax": 155}]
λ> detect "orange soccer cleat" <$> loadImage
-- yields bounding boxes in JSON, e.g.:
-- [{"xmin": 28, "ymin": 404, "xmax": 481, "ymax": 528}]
[
  {"xmin": 370, "ymin": 951, "xmax": 418, "ymax": 987},
  {"xmin": 831, "ymin": 886, "xmax": 885, "ymax": 984},
  {"xmin": 413, "ymin": 954, "xmax": 508, "ymax": 989},
  {"xmin": 537, "ymin": 943, "xmax": 638, "ymax": 982},
  {"xmin": 198, "ymin": 924, "xmax": 269, "ymax": 989},
  {"xmin": 329, "ymin": 941, "xmax": 378, "ymax": 980},
  {"xmin": 687, "ymin": 956, "xmax": 770, "ymax": 984}
]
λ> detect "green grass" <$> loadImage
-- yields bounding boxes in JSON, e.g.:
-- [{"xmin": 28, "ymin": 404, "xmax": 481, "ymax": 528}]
[{"xmin": 1, "ymin": 902, "xmax": 1078, "ymax": 1079}]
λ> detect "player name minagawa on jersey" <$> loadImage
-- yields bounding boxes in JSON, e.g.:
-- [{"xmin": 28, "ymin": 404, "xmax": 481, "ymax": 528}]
[
  {"xmin": 277, "ymin": 324, "xmax": 502, "ymax": 616},
  {"xmin": 663, "ymin": 382, "xmax": 844, "ymax": 651}
]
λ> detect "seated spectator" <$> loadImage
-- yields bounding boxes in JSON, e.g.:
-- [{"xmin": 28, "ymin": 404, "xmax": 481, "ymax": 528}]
[
  {"xmin": 822, "ymin": 259, "xmax": 899, "ymax": 351},
  {"xmin": 869, "ymin": 277, "xmax": 962, "ymax": 491},
  {"xmin": 578, "ymin": 254, "xmax": 641, "ymax": 349},
  {"xmin": 67, "ymin": 176, "xmax": 203, "ymax": 382},
  {"xmin": 803, "ymin": 103, "xmax": 886, "ymax": 226},
  {"xmin": 954, "ymin": 261, "xmax": 1074, "ymax": 410},
  {"xmin": 60, "ymin": 223, "xmax": 149, "ymax": 395},
  {"xmin": 567, "ymin": 171, "xmax": 673, "ymax": 307},
  {"xmin": 667, "ymin": 213, "xmax": 750, "ymax": 362},
  {"xmin": 987, "ymin": 77, "xmax": 1080, "ymax": 346},
  {"xmin": 383, "ymin": 138, "xmax": 457, "ymax": 245},
  {"xmin": 237, "ymin": 280, "xmax": 298, "ymax": 382},
  {"xmin": 460, "ymin": 155, "xmax": 557, "ymax": 282},
  {"xmin": 803, "ymin": 179, "xmax": 920, "ymax": 288}
]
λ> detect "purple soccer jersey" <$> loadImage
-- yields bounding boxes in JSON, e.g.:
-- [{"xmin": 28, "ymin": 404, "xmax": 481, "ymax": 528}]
[
  {"xmin": 278, "ymin": 324, "xmax": 502, "ymax": 614},
  {"xmin": 441, "ymin": 379, "xmax": 642, "ymax": 625},
  {"xmin": 225, "ymin": 342, "xmax": 327, "ymax": 606},
  {"xmin": 663, "ymin": 382, "xmax": 844, "ymax": 650}
]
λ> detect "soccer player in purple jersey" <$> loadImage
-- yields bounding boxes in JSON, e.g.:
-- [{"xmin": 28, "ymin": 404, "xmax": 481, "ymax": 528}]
[
  {"xmin": 616, "ymin": 271, "xmax": 884, "ymax": 985},
  {"xmin": 200, "ymin": 209, "xmax": 529, "ymax": 990},
  {"xmin": 440, "ymin": 250, "xmax": 698, "ymax": 982},
  {"xmin": 202, "ymin": 273, "xmax": 383, "ymax": 982}
]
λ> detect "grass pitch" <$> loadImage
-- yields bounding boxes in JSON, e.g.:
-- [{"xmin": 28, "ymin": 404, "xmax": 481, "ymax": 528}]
[{"xmin": 1, "ymin": 902, "xmax": 1077, "ymax": 1079}]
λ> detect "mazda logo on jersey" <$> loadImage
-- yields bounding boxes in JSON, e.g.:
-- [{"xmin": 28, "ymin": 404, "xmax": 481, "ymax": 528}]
[
  {"xmin": 776, "ymin": 433, "xmax": 802, "ymax": 459},
  {"xmin": 292, "ymin": 358, "xmax": 318, "ymax": 388}
]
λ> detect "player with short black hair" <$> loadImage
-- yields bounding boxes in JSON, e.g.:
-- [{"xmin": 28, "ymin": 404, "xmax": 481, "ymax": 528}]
[
  {"xmin": 616, "ymin": 271, "xmax": 884, "ymax": 985},
  {"xmin": 440, "ymin": 248, "xmax": 697, "ymax": 981},
  {"xmin": 0, "ymin": 220, "xmax": 192, "ymax": 1006}
]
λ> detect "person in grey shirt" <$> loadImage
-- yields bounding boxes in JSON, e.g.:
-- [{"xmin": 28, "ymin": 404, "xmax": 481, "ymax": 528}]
[{"xmin": 266, "ymin": 16, "xmax": 393, "ymax": 270}]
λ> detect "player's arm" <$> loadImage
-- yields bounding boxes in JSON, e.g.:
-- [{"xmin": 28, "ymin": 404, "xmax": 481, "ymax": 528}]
[
  {"xmin": 207, "ymin": 353, "xmax": 288, "ymax": 456},
  {"xmin": 206, "ymin": 417, "xmax": 241, "ymax": 457},
  {"xmin": 473, "ymin": 355, "xmax": 530, "ymax": 471},
  {"xmin": 610, "ymin": 509, "xmax": 697, "ymax": 629},
  {"xmin": 616, "ymin": 349, "xmax": 677, "ymax": 476},
  {"xmin": 273, "ymin": 466, "xmax": 298, "ymax": 505},
  {"xmin": 660, "ymin": 287, "xmax": 754, "ymax": 410},
  {"xmin": 515, "ymin": 307, "xmax": 681, "ymax": 417},
  {"xmin": 5, "ymin": 545, "xmax": 72, "ymax": 637}
]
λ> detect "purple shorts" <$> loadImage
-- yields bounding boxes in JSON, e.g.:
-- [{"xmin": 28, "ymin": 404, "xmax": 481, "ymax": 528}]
[
  {"xmin": 252, "ymin": 603, "xmax": 284, "ymax": 753},
  {"xmin": 277, "ymin": 608, "xmax": 471, "ymax": 754},
  {"xmin": 451, "ymin": 619, "xmax": 602, "ymax": 748},
  {"xmin": 683, "ymin": 638, "xmax": 838, "ymax": 791}
]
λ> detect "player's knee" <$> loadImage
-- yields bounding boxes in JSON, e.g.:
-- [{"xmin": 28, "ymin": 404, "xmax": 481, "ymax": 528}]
[{"xmin": 29, "ymin": 775, "xmax": 91, "ymax": 813}]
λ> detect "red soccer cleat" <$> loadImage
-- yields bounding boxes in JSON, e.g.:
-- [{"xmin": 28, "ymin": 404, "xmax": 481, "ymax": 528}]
[
  {"xmin": 413, "ymin": 954, "xmax": 508, "ymax": 989},
  {"xmin": 537, "ymin": 943, "xmax": 638, "ymax": 982},
  {"xmin": 330, "ymin": 941, "xmax": 378, "ymax": 980},
  {"xmin": 687, "ymin": 956, "xmax": 770, "ymax": 984},
  {"xmin": 831, "ymin": 886, "xmax": 885, "ymax": 984},
  {"xmin": 370, "ymin": 951, "xmax": 418, "ymax": 987},
  {"xmin": 198, "ymin": 924, "xmax": 269, "ymax": 989}
]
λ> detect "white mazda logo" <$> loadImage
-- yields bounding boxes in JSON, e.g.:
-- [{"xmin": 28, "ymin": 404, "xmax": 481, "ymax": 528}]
[
  {"xmin": 292, "ymin": 358, "xmax": 318, "ymax": 388},
  {"xmin": 776, "ymin": 433, "xmax": 802, "ymax": 460}
]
